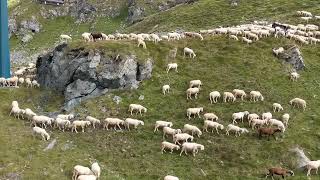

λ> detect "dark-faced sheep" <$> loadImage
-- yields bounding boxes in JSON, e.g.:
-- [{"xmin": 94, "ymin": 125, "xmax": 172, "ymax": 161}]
[
  {"xmin": 265, "ymin": 167, "xmax": 294, "ymax": 179},
  {"xmin": 258, "ymin": 127, "xmax": 282, "ymax": 140}
]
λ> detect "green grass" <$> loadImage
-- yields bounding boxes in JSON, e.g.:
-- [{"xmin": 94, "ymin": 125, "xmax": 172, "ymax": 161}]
[{"xmin": 2, "ymin": 36, "xmax": 320, "ymax": 179}]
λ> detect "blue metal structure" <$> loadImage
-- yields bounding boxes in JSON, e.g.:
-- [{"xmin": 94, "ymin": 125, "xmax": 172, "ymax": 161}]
[{"xmin": 0, "ymin": 0, "xmax": 11, "ymax": 78}]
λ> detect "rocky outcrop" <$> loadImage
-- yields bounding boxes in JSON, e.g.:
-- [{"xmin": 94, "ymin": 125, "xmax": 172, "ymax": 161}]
[
  {"xmin": 8, "ymin": 18, "xmax": 18, "ymax": 38},
  {"xmin": 36, "ymin": 43, "xmax": 153, "ymax": 111},
  {"xmin": 69, "ymin": 0, "xmax": 97, "ymax": 23},
  {"xmin": 159, "ymin": 0, "xmax": 198, "ymax": 11},
  {"xmin": 127, "ymin": 0, "xmax": 145, "ymax": 24},
  {"xmin": 276, "ymin": 46, "xmax": 305, "ymax": 71},
  {"xmin": 19, "ymin": 16, "xmax": 42, "ymax": 33}
]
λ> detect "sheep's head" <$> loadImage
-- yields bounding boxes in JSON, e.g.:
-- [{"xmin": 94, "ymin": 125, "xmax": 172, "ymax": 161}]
[
  {"xmin": 46, "ymin": 134, "xmax": 50, "ymax": 141},
  {"xmin": 288, "ymin": 170, "xmax": 294, "ymax": 176},
  {"xmin": 175, "ymin": 129, "xmax": 182, "ymax": 134},
  {"xmin": 21, "ymin": 109, "xmax": 26, "ymax": 114},
  {"xmin": 197, "ymin": 130, "xmax": 202, "ymax": 136},
  {"xmin": 261, "ymin": 96, "xmax": 264, "ymax": 101},
  {"xmin": 175, "ymin": 146, "xmax": 180, "ymax": 150},
  {"xmin": 143, "ymin": 108, "xmax": 147, "ymax": 113},
  {"xmin": 243, "ymin": 111, "xmax": 249, "ymax": 116},
  {"xmin": 189, "ymin": 136, "xmax": 194, "ymax": 141},
  {"xmin": 168, "ymin": 122, "xmax": 173, "ymax": 127},
  {"xmin": 241, "ymin": 128, "xmax": 249, "ymax": 133},
  {"xmin": 199, "ymin": 108, "xmax": 204, "ymax": 112},
  {"xmin": 197, "ymin": 145, "xmax": 204, "ymax": 151},
  {"xmin": 220, "ymin": 125, "xmax": 224, "ymax": 130},
  {"xmin": 69, "ymin": 114, "xmax": 75, "ymax": 119},
  {"xmin": 289, "ymin": 100, "xmax": 293, "ymax": 105},
  {"xmin": 140, "ymin": 121, "xmax": 145, "ymax": 126},
  {"xmin": 86, "ymin": 121, "xmax": 91, "ymax": 126}
]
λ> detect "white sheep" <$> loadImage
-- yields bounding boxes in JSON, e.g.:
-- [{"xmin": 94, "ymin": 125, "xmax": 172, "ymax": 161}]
[
  {"xmin": 18, "ymin": 77, "xmax": 24, "ymax": 85},
  {"xmin": 225, "ymin": 124, "xmax": 249, "ymax": 136},
  {"xmin": 282, "ymin": 113, "xmax": 290, "ymax": 127},
  {"xmin": 186, "ymin": 107, "xmax": 203, "ymax": 119},
  {"xmin": 154, "ymin": 121, "xmax": 173, "ymax": 132},
  {"xmin": 7, "ymin": 76, "xmax": 18, "ymax": 87},
  {"xmin": 32, "ymin": 126, "xmax": 50, "ymax": 141},
  {"xmin": 250, "ymin": 91, "xmax": 264, "ymax": 102},
  {"xmin": 203, "ymin": 120, "xmax": 224, "ymax": 134},
  {"xmin": 9, "ymin": 106, "xmax": 24, "ymax": 119},
  {"xmin": 103, "ymin": 118, "xmax": 124, "ymax": 130},
  {"xmin": 0, "ymin": 77, "xmax": 7, "ymax": 86},
  {"xmin": 166, "ymin": 63, "xmax": 178, "ymax": 73},
  {"xmin": 137, "ymin": 38, "xmax": 147, "ymax": 49},
  {"xmin": 72, "ymin": 165, "xmax": 94, "ymax": 180},
  {"xmin": 162, "ymin": 127, "xmax": 181, "ymax": 139},
  {"xmin": 164, "ymin": 175, "xmax": 179, "ymax": 180},
  {"xmin": 25, "ymin": 78, "xmax": 32, "ymax": 88},
  {"xmin": 77, "ymin": 175, "xmax": 97, "ymax": 180},
  {"xmin": 186, "ymin": 87, "xmax": 200, "ymax": 99},
  {"xmin": 124, "ymin": 118, "xmax": 144, "ymax": 130},
  {"xmin": 25, "ymin": 108, "xmax": 37, "ymax": 120},
  {"xmin": 14, "ymin": 68, "xmax": 26, "ymax": 76},
  {"xmin": 209, "ymin": 91, "xmax": 220, "ymax": 103},
  {"xmin": 60, "ymin": 34, "xmax": 72, "ymax": 41},
  {"xmin": 203, "ymin": 113, "xmax": 218, "ymax": 121},
  {"xmin": 273, "ymin": 103, "xmax": 283, "ymax": 112},
  {"xmin": 180, "ymin": 142, "xmax": 204, "ymax": 157},
  {"xmin": 57, "ymin": 114, "xmax": 74, "ymax": 120},
  {"xmin": 162, "ymin": 85, "xmax": 170, "ymax": 95},
  {"xmin": 229, "ymin": 35, "xmax": 239, "ymax": 41},
  {"xmin": 31, "ymin": 80, "xmax": 40, "ymax": 88},
  {"xmin": 223, "ymin": 92, "xmax": 236, "ymax": 102},
  {"xmin": 128, "ymin": 104, "xmax": 147, "ymax": 115},
  {"xmin": 71, "ymin": 120, "xmax": 91, "ymax": 133},
  {"xmin": 250, "ymin": 119, "xmax": 268, "ymax": 129},
  {"xmin": 150, "ymin": 34, "xmax": 161, "ymax": 43},
  {"xmin": 242, "ymin": 37, "xmax": 253, "ymax": 44},
  {"xmin": 85, "ymin": 116, "xmax": 101, "ymax": 129},
  {"xmin": 11, "ymin": 101, "xmax": 19, "ymax": 108},
  {"xmin": 232, "ymin": 111, "xmax": 249, "ymax": 124},
  {"xmin": 82, "ymin": 32, "xmax": 92, "ymax": 42},
  {"xmin": 183, "ymin": 47, "xmax": 196, "ymax": 58},
  {"xmin": 268, "ymin": 119, "xmax": 286, "ymax": 132},
  {"xmin": 161, "ymin": 141, "xmax": 180, "ymax": 154},
  {"xmin": 31, "ymin": 115, "xmax": 53, "ymax": 128},
  {"xmin": 306, "ymin": 160, "xmax": 320, "ymax": 176},
  {"xmin": 232, "ymin": 89, "xmax": 247, "ymax": 101},
  {"xmin": 183, "ymin": 124, "xmax": 202, "ymax": 137},
  {"xmin": 247, "ymin": 113, "xmax": 259, "ymax": 122},
  {"xmin": 189, "ymin": 80, "xmax": 202, "ymax": 88},
  {"xmin": 289, "ymin": 98, "xmax": 306, "ymax": 111},
  {"xmin": 173, "ymin": 133, "xmax": 194, "ymax": 145},
  {"xmin": 262, "ymin": 112, "xmax": 272, "ymax": 120},
  {"xmin": 91, "ymin": 162, "xmax": 101, "ymax": 178},
  {"xmin": 54, "ymin": 118, "xmax": 71, "ymax": 132},
  {"xmin": 290, "ymin": 72, "xmax": 300, "ymax": 81},
  {"xmin": 272, "ymin": 47, "xmax": 284, "ymax": 56},
  {"xmin": 301, "ymin": 17, "xmax": 312, "ymax": 22}
]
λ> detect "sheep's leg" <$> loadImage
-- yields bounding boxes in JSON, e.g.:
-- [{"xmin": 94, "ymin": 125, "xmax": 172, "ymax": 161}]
[
  {"xmin": 197, "ymin": 112, "xmax": 200, "ymax": 118},
  {"xmin": 117, "ymin": 124, "xmax": 122, "ymax": 130},
  {"xmin": 215, "ymin": 128, "xmax": 219, "ymax": 134},
  {"xmin": 154, "ymin": 126, "xmax": 158, "ymax": 132},
  {"xmin": 82, "ymin": 126, "xmax": 85, "ymax": 133},
  {"xmin": 170, "ymin": 149, "xmax": 173, "ymax": 154},
  {"xmin": 307, "ymin": 168, "xmax": 311, "ymax": 176},
  {"xmin": 179, "ymin": 149, "xmax": 184, "ymax": 156}
]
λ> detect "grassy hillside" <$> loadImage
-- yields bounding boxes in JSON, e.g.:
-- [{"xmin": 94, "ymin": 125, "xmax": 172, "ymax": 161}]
[{"xmin": 2, "ymin": 36, "xmax": 320, "ymax": 179}]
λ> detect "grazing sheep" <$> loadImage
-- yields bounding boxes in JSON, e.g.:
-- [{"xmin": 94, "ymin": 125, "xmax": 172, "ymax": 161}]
[
  {"xmin": 31, "ymin": 80, "xmax": 40, "ymax": 88},
  {"xmin": 77, "ymin": 175, "xmax": 97, "ymax": 180},
  {"xmin": 265, "ymin": 168, "xmax": 294, "ymax": 179},
  {"xmin": 290, "ymin": 72, "xmax": 300, "ymax": 81},
  {"xmin": 173, "ymin": 133, "xmax": 194, "ymax": 145},
  {"xmin": 209, "ymin": 91, "xmax": 221, "ymax": 103},
  {"xmin": 85, "ymin": 116, "xmax": 101, "ymax": 129},
  {"xmin": 272, "ymin": 47, "xmax": 284, "ymax": 56},
  {"xmin": 180, "ymin": 142, "xmax": 204, "ymax": 156},
  {"xmin": 183, "ymin": 124, "xmax": 202, "ymax": 137},
  {"xmin": 183, "ymin": 47, "xmax": 196, "ymax": 58},
  {"xmin": 258, "ymin": 127, "xmax": 281, "ymax": 140},
  {"xmin": 226, "ymin": 124, "xmax": 249, "ymax": 136},
  {"xmin": 306, "ymin": 160, "xmax": 320, "ymax": 176},
  {"xmin": 250, "ymin": 91, "xmax": 264, "ymax": 102},
  {"xmin": 186, "ymin": 107, "xmax": 203, "ymax": 119},
  {"xmin": 189, "ymin": 80, "xmax": 202, "ymax": 88},
  {"xmin": 71, "ymin": 120, "xmax": 91, "ymax": 133},
  {"xmin": 32, "ymin": 126, "xmax": 50, "ymax": 141},
  {"xmin": 0, "ymin": 77, "xmax": 7, "ymax": 86},
  {"xmin": 163, "ymin": 126, "xmax": 181, "ymax": 139},
  {"xmin": 82, "ymin": 32, "xmax": 92, "ymax": 42},
  {"xmin": 55, "ymin": 118, "xmax": 71, "ymax": 132},
  {"xmin": 18, "ymin": 78, "xmax": 24, "ymax": 85},
  {"xmin": 60, "ymin": 34, "xmax": 72, "ymax": 41},
  {"xmin": 91, "ymin": 162, "xmax": 101, "ymax": 178},
  {"xmin": 137, "ymin": 38, "xmax": 147, "ymax": 49},
  {"xmin": 262, "ymin": 112, "xmax": 272, "ymax": 120},
  {"xmin": 273, "ymin": 103, "xmax": 283, "ymax": 112},
  {"xmin": 168, "ymin": 47, "xmax": 178, "ymax": 59},
  {"xmin": 7, "ymin": 76, "xmax": 18, "ymax": 87},
  {"xmin": 268, "ymin": 119, "xmax": 286, "ymax": 132},
  {"xmin": 154, "ymin": 121, "xmax": 173, "ymax": 132},
  {"xmin": 223, "ymin": 92, "xmax": 236, "ymax": 102},
  {"xmin": 72, "ymin": 165, "xmax": 94, "ymax": 180},
  {"xmin": 250, "ymin": 119, "xmax": 268, "ymax": 129},
  {"xmin": 31, "ymin": 115, "xmax": 53, "ymax": 128},
  {"xmin": 161, "ymin": 141, "xmax": 180, "ymax": 154},
  {"xmin": 289, "ymin": 98, "xmax": 306, "ymax": 111},
  {"xmin": 25, "ymin": 78, "xmax": 32, "ymax": 88},
  {"xmin": 186, "ymin": 87, "xmax": 200, "ymax": 99},
  {"xmin": 124, "ymin": 118, "xmax": 144, "ymax": 130},
  {"xmin": 232, "ymin": 89, "xmax": 246, "ymax": 101},
  {"xmin": 164, "ymin": 175, "xmax": 179, "ymax": 180},
  {"xmin": 9, "ymin": 106, "xmax": 24, "ymax": 119},
  {"xmin": 103, "ymin": 118, "xmax": 124, "ymax": 130},
  {"xmin": 242, "ymin": 37, "xmax": 253, "ymax": 44},
  {"xmin": 11, "ymin": 101, "xmax": 19, "ymax": 108},
  {"xmin": 282, "ymin": 113, "xmax": 290, "ymax": 127},
  {"xmin": 232, "ymin": 111, "xmax": 249, "ymax": 124},
  {"xmin": 57, "ymin": 114, "xmax": 74, "ymax": 120},
  {"xmin": 203, "ymin": 120, "xmax": 224, "ymax": 134},
  {"xmin": 25, "ymin": 108, "xmax": 37, "ymax": 120},
  {"xmin": 301, "ymin": 17, "xmax": 312, "ymax": 22},
  {"xmin": 166, "ymin": 63, "xmax": 178, "ymax": 73},
  {"xmin": 248, "ymin": 113, "xmax": 259, "ymax": 122},
  {"xmin": 162, "ymin": 85, "xmax": 170, "ymax": 95},
  {"xmin": 229, "ymin": 35, "xmax": 239, "ymax": 41},
  {"xmin": 203, "ymin": 113, "xmax": 218, "ymax": 121},
  {"xmin": 128, "ymin": 104, "xmax": 147, "ymax": 115}
]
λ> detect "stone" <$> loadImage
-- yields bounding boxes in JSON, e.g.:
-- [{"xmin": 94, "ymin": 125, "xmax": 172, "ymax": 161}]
[
  {"xmin": 65, "ymin": 79, "xmax": 97, "ymax": 101},
  {"xmin": 21, "ymin": 34, "xmax": 33, "ymax": 44},
  {"xmin": 8, "ymin": 18, "xmax": 17, "ymax": 38},
  {"xmin": 43, "ymin": 139, "xmax": 57, "ymax": 151},
  {"xmin": 113, "ymin": 96, "xmax": 122, "ymax": 104},
  {"xmin": 138, "ymin": 95, "xmax": 144, "ymax": 100},
  {"xmin": 137, "ymin": 59, "xmax": 153, "ymax": 81},
  {"xmin": 290, "ymin": 147, "xmax": 310, "ymax": 169},
  {"xmin": 20, "ymin": 16, "xmax": 42, "ymax": 33},
  {"xmin": 127, "ymin": 5, "xmax": 145, "ymax": 24},
  {"xmin": 278, "ymin": 46, "xmax": 305, "ymax": 71}
]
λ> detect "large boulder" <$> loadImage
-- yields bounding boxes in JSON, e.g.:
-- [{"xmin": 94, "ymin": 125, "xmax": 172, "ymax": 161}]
[{"xmin": 277, "ymin": 46, "xmax": 306, "ymax": 71}]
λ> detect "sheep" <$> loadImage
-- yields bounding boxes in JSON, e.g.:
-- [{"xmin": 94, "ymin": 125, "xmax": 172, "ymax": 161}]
[
  {"xmin": 31, "ymin": 115, "xmax": 53, "ymax": 128},
  {"xmin": 54, "ymin": 118, "xmax": 71, "ymax": 132},
  {"xmin": 272, "ymin": 103, "xmax": 283, "ymax": 112},
  {"xmin": 150, "ymin": 34, "xmax": 161, "ymax": 43},
  {"xmin": 183, "ymin": 47, "xmax": 196, "ymax": 58},
  {"xmin": 163, "ymin": 127, "xmax": 181, "ymax": 139},
  {"xmin": 161, "ymin": 141, "xmax": 180, "ymax": 154},
  {"xmin": 180, "ymin": 142, "xmax": 204, "ymax": 156},
  {"xmin": 166, "ymin": 63, "xmax": 178, "ymax": 73},
  {"xmin": 268, "ymin": 119, "xmax": 286, "ymax": 132},
  {"xmin": 250, "ymin": 91, "xmax": 264, "ymax": 102},
  {"xmin": 124, "ymin": 118, "xmax": 144, "ymax": 130},
  {"xmin": 161, "ymin": 35, "xmax": 169, "ymax": 41},
  {"xmin": 162, "ymin": 85, "xmax": 170, "ymax": 95},
  {"xmin": 189, "ymin": 80, "xmax": 202, "ymax": 88},
  {"xmin": 14, "ymin": 68, "xmax": 26, "ymax": 76},
  {"xmin": 128, "ymin": 104, "xmax": 147, "ymax": 115},
  {"xmin": 60, "ymin": 34, "xmax": 72, "ymax": 41},
  {"xmin": 164, "ymin": 175, "xmax": 179, "ymax": 180},
  {"xmin": 85, "ymin": 116, "xmax": 101, "ymax": 129},
  {"xmin": 186, "ymin": 107, "xmax": 203, "ymax": 119},
  {"xmin": 32, "ymin": 126, "xmax": 50, "ymax": 141},
  {"xmin": 71, "ymin": 120, "xmax": 91, "ymax": 133},
  {"xmin": 0, "ymin": 77, "xmax": 7, "ymax": 86},
  {"xmin": 272, "ymin": 47, "xmax": 284, "ymax": 56},
  {"xmin": 232, "ymin": 89, "xmax": 246, "ymax": 101},
  {"xmin": 25, "ymin": 78, "xmax": 32, "ymax": 88},
  {"xmin": 289, "ymin": 98, "xmax": 306, "ymax": 111},
  {"xmin": 183, "ymin": 124, "xmax": 202, "ymax": 137},
  {"xmin": 232, "ymin": 111, "xmax": 249, "ymax": 124},
  {"xmin": 9, "ymin": 106, "xmax": 25, "ymax": 119},
  {"xmin": 168, "ymin": 47, "xmax": 178, "ymax": 59},
  {"xmin": 101, "ymin": 33, "xmax": 108, "ymax": 40},
  {"xmin": 103, "ymin": 118, "xmax": 124, "ymax": 130},
  {"xmin": 209, "ymin": 91, "xmax": 220, "ymax": 103},
  {"xmin": 57, "ymin": 114, "xmax": 74, "ymax": 120},
  {"xmin": 25, "ymin": 108, "xmax": 37, "ymax": 120},
  {"xmin": 91, "ymin": 162, "xmax": 101, "ymax": 178},
  {"xmin": 82, "ymin": 32, "xmax": 92, "ymax": 42},
  {"xmin": 301, "ymin": 17, "xmax": 312, "ymax": 22},
  {"xmin": 223, "ymin": 92, "xmax": 236, "ymax": 102},
  {"xmin": 185, "ymin": 32, "xmax": 203, "ymax": 40},
  {"xmin": 154, "ymin": 121, "xmax": 173, "ymax": 132},
  {"xmin": 306, "ymin": 160, "xmax": 320, "ymax": 176},
  {"xmin": 229, "ymin": 35, "xmax": 239, "ymax": 41},
  {"xmin": 290, "ymin": 72, "xmax": 300, "ymax": 81},
  {"xmin": 168, "ymin": 32, "xmax": 181, "ymax": 41},
  {"xmin": 31, "ymin": 80, "xmax": 40, "ymax": 88},
  {"xmin": 315, "ymin": 16, "xmax": 320, "ymax": 20},
  {"xmin": 77, "ymin": 175, "xmax": 97, "ymax": 180},
  {"xmin": 173, "ymin": 133, "xmax": 194, "ymax": 145},
  {"xmin": 225, "ymin": 124, "xmax": 249, "ymax": 136},
  {"xmin": 186, "ymin": 87, "xmax": 200, "ymax": 99},
  {"xmin": 247, "ymin": 113, "xmax": 259, "ymax": 123},
  {"xmin": 203, "ymin": 120, "xmax": 224, "ymax": 134},
  {"xmin": 11, "ymin": 101, "xmax": 19, "ymax": 108},
  {"xmin": 91, "ymin": 33, "xmax": 103, "ymax": 42},
  {"xmin": 258, "ymin": 127, "xmax": 282, "ymax": 140},
  {"xmin": 203, "ymin": 113, "xmax": 218, "ymax": 121},
  {"xmin": 7, "ymin": 76, "xmax": 18, "ymax": 87},
  {"xmin": 282, "ymin": 113, "xmax": 290, "ymax": 127},
  {"xmin": 72, "ymin": 165, "xmax": 94, "ymax": 180},
  {"xmin": 242, "ymin": 37, "xmax": 252, "ymax": 44},
  {"xmin": 250, "ymin": 119, "xmax": 268, "ymax": 129},
  {"xmin": 18, "ymin": 78, "xmax": 24, "ymax": 85},
  {"xmin": 137, "ymin": 38, "xmax": 147, "ymax": 49},
  {"xmin": 247, "ymin": 33, "xmax": 259, "ymax": 41},
  {"xmin": 265, "ymin": 168, "xmax": 294, "ymax": 179}
]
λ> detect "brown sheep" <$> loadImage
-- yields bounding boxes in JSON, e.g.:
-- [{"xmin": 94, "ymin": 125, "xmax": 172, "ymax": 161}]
[
  {"xmin": 258, "ymin": 128, "xmax": 282, "ymax": 140},
  {"xmin": 265, "ymin": 167, "xmax": 294, "ymax": 179}
]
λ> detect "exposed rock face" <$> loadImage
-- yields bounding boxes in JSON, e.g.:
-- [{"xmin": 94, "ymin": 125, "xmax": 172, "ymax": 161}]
[
  {"xmin": 290, "ymin": 147, "xmax": 310, "ymax": 169},
  {"xmin": 159, "ymin": 0, "xmax": 199, "ymax": 11},
  {"xmin": 276, "ymin": 46, "xmax": 305, "ymax": 71},
  {"xmin": 127, "ymin": 3, "xmax": 145, "ymax": 24},
  {"xmin": 69, "ymin": 0, "xmax": 97, "ymax": 23},
  {"xmin": 8, "ymin": 18, "xmax": 18, "ymax": 38},
  {"xmin": 36, "ymin": 43, "xmax": 153, "ymax": 111},
  {"xmin": 19, "ymin": 16, "xmax": 42, "ymax": 33}
]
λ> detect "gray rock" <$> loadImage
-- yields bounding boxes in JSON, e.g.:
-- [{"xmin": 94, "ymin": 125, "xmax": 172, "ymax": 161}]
[
  {"xmin": 43, "ymin": 139, "xmax": 57, "ymax": 151},
  {"xmin": 138, "ymin": 95, "xmax": 144, "ymax": 100},
  {"xmin": 277, "ymin": 46, "xmax": 305, "ymax": 71},
  {"xmin": 65, "ymin": 79, "xmax": 97, "ymax": 101},
  {"xmin": 290, "ymin": 147, "xmax": 310, "ymax": 169},
  {"xmin": 69, "ymin": 0, "xmax": 97, "ymax": 23},
  {"xmin": 127, "ymin": 5, "xmax": 145, "ymax": 24},
  {"xmin": 20, "ymin": 16, "xmax": 41, "ymax": 33},
  {"xmin": 159, "ymin": 0, "xmax": 199, "ymax": 11},
  {"xmin": 137, "ymin": 58, "xmax": 153, "ymax": 80},
  {"xmin": 113, "ymin": 96, "xmax": 122, "ymax": 104},
  {"xmin": 21, "ymin": 34, "xmax": 33, "ymax": 43},
  {"xmin": 8, "ymin": 18, "xmax": 17, "ymax": 38},
  {"xmin": 3, "ymin": 173, "xmax": 21, "ymax": 180}
]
